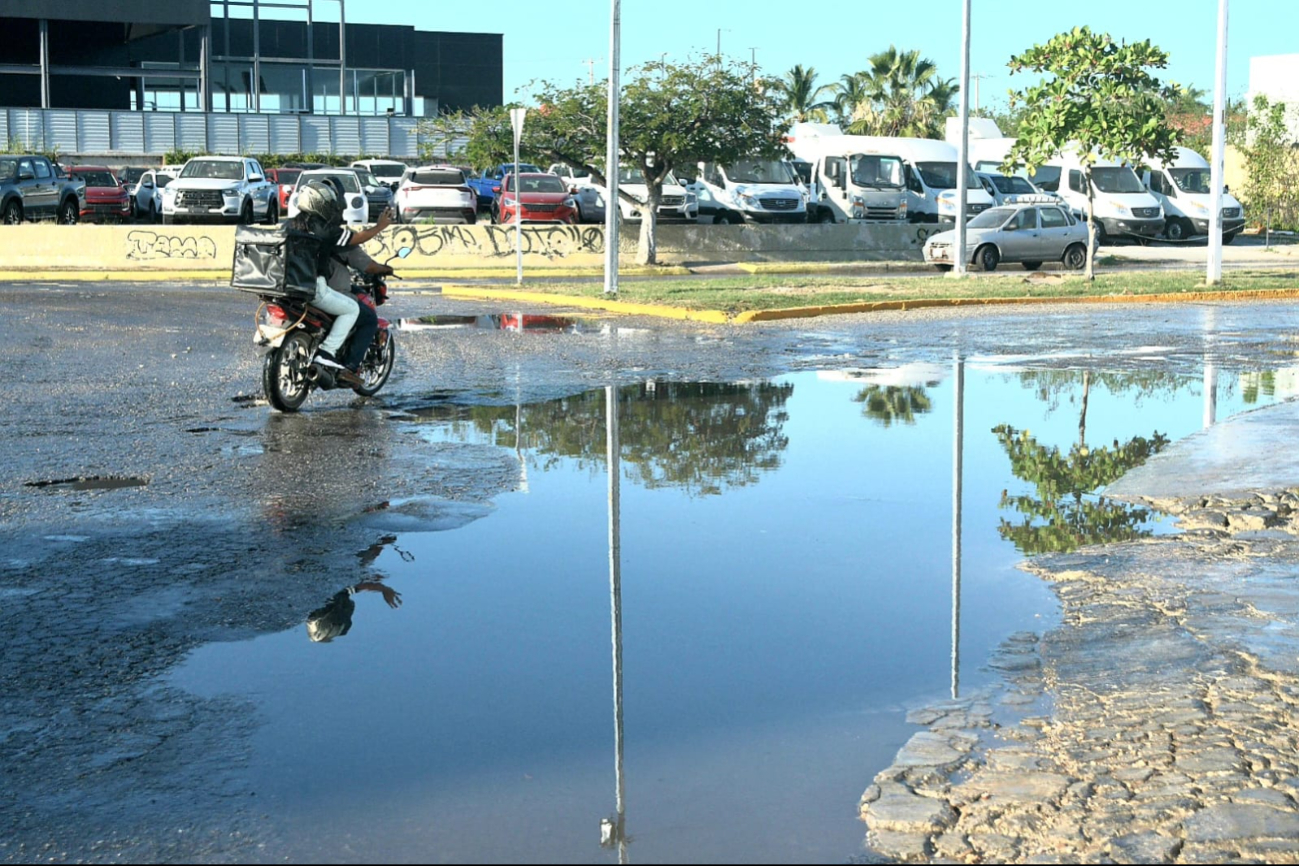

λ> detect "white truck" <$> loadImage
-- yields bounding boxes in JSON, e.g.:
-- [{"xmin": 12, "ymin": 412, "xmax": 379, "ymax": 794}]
[
  {"xmin": 1142, "ymin": 147, "xmax": 1245, "ymax": 243},
  {"xmin": 685, "ymin": 158, "xmax": 807, "ymax": 224},
  {"xmin": 162, "ymin": 155, "xmax": 278, "ymax": 225},
  {"xmin": 784, "ymin": 122, "xmax": 908, "ymax": 223},
  {"xmin": 549, "ymin": 163, "xmax": 694, "ymax": 224}
]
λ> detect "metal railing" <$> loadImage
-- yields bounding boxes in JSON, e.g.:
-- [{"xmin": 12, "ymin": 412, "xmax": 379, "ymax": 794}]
[{"xmin": 0, "ymin": 107, "xmax": 466, "ymax": 160}]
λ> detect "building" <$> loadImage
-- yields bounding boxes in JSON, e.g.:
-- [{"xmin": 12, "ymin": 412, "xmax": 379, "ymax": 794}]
[
  {"xmin": 0, "ymin": 0, "xmax": 502, "ymax": 117},
  {"xmin": 1247, "ymin": 54, "xmax": 1299, "ymax": 141}
]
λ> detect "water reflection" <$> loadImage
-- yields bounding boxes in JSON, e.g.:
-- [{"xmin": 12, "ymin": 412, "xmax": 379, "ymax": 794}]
[
  {"xmin": 854, "ymin": 385, "xmax": 935, "ymax": 427},
  {"xmin": 397, "ymin": 313, "xmax": 587, "ymax": 333},
  {"xmin": 602, "ymin": 385, "xmax": 630, "ymax": 864},
  {"xmin": 306, "ymin": 536, "xmax": 407, "ymax": 643}
]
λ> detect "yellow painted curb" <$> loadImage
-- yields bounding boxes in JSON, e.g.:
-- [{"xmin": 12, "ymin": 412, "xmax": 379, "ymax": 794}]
[
  {"xmin": 731, "ymin": 287, "xmax": 1299, "ymax": 323},
  {"xmin": 440, "ymin": 285, "xmax": 730, "ymax": 324}
]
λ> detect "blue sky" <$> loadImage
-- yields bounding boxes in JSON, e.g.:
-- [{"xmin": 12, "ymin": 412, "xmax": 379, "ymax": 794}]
[{"xmin": 346, "ymin": 0, "xmax": 1295, "ymax": 109}]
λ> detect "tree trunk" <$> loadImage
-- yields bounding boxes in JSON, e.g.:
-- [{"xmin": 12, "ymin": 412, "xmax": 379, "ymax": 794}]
[
  {"xmin": 1078, "ymin": 370, "xmax": 1090, "ymax": 449},
  {"xmin": 1085, "ymin": 169, "xmax": 1097, "ymax": 282},
  {"xmin": 637, "ymin": 181, "xmax": 661, "ymax": 266}
]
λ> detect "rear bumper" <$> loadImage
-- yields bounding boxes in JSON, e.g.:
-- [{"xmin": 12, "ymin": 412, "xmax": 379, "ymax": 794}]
[{"xmin": 400, "ymin": 206, "xmax": 476, "ymax": 224}]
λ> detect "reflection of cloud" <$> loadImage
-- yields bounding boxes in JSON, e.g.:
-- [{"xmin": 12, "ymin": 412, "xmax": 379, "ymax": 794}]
[{"xmin": 817, "ymin": 363, "xmax": 948, "ymax": 388}]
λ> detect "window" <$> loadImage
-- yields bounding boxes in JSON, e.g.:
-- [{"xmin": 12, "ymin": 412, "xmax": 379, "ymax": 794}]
[
  {"xmin": 1040, "ymin": 207, "xmax": 1068, "ymax": 229},
  {"xmin": 1068, "ymin": 170, "xmax": 1085, "ymax": 194},
  {"xmin": 824, "ymin": 157, "xmax": 846, "ymax": 187},
  {"xmin": 412, "ymin": 169, "xmax": 466, "ymax": 186},
  {"xmin": 1010, "ymin": 209, "xmax": 1037, "ymax": 230},
  {"xmin": 34, "ymin": 160, "xmax": 51, "ymax": 179}
]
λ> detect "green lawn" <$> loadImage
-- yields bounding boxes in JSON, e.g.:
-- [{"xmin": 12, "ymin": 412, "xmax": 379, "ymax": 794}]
[{"xmin": 460, "ymin": 268, "xmax": 1299, "ymax": 314}]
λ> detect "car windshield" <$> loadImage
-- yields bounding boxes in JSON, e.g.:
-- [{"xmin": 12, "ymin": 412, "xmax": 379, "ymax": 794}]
[
  {"xmin": 181, "ymin": 160, "xmax": 244, "ymax": 180},
  {"xmin": 73, "ymin": 170, "xmax": 119, "ymax": 187},
  {"xmin": 616, "ymin": 167, "xmax": 680, "ymax": 186},
  {"xmin": 412, "ymin": 169, "xmax": 466, "ymax": 185},
  {"xmin": 122, "ymin": 168, "xmax": 146, "ymax": 183},
  {"xmin": 353, "ymin": 168, "xmax": 380, "ymax": 187},
  {"xmin": 366, "ymin": 163, "xmax": 406, "ymax": 178},
  {"xmin": 155, "ymin": 176, "xmax": 172, "ymax": 188},
  {"xmin": 850, "ymin": 154, "xmax": 904, "ymax": 189},
  {"xmin": 0, "ymin": 158, "xmax": 17, "ymax": 179},
  {"xmin": 990, "ymin": 175, "xmax": 1036, "ymax": 194},
  {"xmin": 1090, "ymin": 166, "xmax": 1145, "ymax": 194},
  {"xmin": 966, "ymin": 207, "xmax": 1016, "ymax": 229},
  {"xmin": 302, "ymin": 172, "xmax": 361, "ymax": 193},
  {"xmin": 507, "ymin": 175, "xmax": 567, "ymax": 193},
  {"xmin": 1027, "ymin": 165, "xmax": 1061, "ymax": 191},
  {"xmin": 275, "ymin": 169, "xmax": 301, "ymax": 186},
  {"xmin": 725, "ymin": 159, "xmax": 795, "ymax": 184},
  {"xmin": 1169, "ymin": 168, "xmax": 1212, "ymax": 194},
  {"xmin": 916, "ymin": 162, "xmax": 982, "ymax": 190},
  {"xmin": 499, "ymin": 164, "xmax": 542, "ymax": 176}
]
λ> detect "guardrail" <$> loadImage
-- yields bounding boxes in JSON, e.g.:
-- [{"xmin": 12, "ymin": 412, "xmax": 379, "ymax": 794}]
[{"xmin": 0, "ymin": 108, "xmax": 466, "ymax": 160}]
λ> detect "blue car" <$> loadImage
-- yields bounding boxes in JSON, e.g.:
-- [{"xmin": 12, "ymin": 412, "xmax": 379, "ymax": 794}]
[{"xmin": 467, "ymin": 163, "xmax": 544, "ymax": 210}]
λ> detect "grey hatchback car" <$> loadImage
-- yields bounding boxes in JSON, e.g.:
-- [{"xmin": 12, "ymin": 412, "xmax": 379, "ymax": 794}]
[{"xmin": 923, "ymin": 199, "xmax": 1092, "ymax": 272}]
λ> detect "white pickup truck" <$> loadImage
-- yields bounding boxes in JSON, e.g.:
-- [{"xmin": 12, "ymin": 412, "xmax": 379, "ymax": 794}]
[{"xmin": 162, "ymin": 156, "xmax": 279, "ymax": 225}]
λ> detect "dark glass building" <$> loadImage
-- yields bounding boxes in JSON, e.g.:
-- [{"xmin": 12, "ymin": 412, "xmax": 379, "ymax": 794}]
[{"xmin": 0, "ymin": 0, "xmax": 501, "ymax": 116}]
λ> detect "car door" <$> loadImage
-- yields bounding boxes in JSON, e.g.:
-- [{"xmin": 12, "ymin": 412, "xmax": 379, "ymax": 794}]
[
  {"xmin": 136, "ymin": 171, "xmax": 154, "ymax": 213},
  {"xmin": 999, "ymin": 208, "xmax": 1039, "ymax": 261},
  {"xmin": 247, "ymin": 160, "xmax": 269, "ymax": 215},
  {"xmin": 29, "ymin": 158, "xmax": 57, "ymax": 217},
  {"xmin": 1038, "ymin": 206, "xmax": 1073, "ymax": 258}
]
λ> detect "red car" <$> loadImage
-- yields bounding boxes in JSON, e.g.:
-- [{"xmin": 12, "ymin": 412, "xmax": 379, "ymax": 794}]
[
  {"xmin": 68, "ymin": 165, "xmax": 130, "ymax": 223},
  {"xmin": 266, "ymin": 167, "xmax": 303, "ymax": 212},
  {"xmin": 492, "ymin": 173, "xmax": 578, "ymax": 225}
]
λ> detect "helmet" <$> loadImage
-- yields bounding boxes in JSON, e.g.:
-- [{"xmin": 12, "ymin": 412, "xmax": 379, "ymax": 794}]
[{"xmin": 296, "ymin": 180, "xmax": 342, "ymax": 225}]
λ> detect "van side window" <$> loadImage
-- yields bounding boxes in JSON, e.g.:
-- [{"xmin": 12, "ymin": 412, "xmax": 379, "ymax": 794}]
[
  {"xmin": 825, "ymin": 157, "xmax": 846, "ymax": 187},
  {"xmin": 1068, "ymin": 170, "xmax": 1085, "ymax": 194},
  {"xmin": 1040, "ymin": 207, "xmax": 1067, "ymax": 229},
  {"xmin": 34, "ymin": 159, "xmax": 51, "ymax": 179},
  {"xmin": 905, "ymin": 165, "xmax": 923, "ymax": 193}
]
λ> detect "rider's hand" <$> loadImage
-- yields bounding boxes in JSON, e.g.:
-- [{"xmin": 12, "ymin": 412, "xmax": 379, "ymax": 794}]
[
  {"xmin": 380, "ymin": 587, "xmax": 403, "ymax": 609},
  {"xmin": 375, "ymin": 208, "xmax": 393, "ymax": 231}
]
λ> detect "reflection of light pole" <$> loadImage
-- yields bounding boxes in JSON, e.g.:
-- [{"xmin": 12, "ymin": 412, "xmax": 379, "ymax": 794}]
[
  {"xmin": 600, "ymin": 384, "xmax": 628, "ymax": 863},
  {"xmin": 951, "ymin": 353, "xmax": 964, "ymax": 700},
  {"xmin": 1203, "ymin": 306, "xmax": 1218, "ymax": 428}
]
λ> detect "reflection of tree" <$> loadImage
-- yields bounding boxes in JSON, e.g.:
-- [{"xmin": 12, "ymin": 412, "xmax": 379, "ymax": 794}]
[
  {"xmin": 442, "ymin": 381, "xmax": 794, "ymax": 497},
  {"xmin": 993, "ymin": 424, "xmax": 1170, "ymax": 555},
  {"xmin": 1012, "ymin": 369, "xmax": 1187, "ymax": 414},
  {"xmin": 1241, "ymin": 371, "xmax": 1276, "ymax": 405},
  {"xmin": 853, "ymin": 384, "xmax": 933, "ymax": 427}
]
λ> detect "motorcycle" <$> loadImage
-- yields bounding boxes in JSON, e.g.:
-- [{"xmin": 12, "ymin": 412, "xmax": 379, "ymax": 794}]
[{"xmin": 253, "ymin": 270, "xmax": 398, "ymax": 412}]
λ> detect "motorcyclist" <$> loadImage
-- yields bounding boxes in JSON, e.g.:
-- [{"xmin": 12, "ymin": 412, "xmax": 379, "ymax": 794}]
[{"xmin": 292, "ymin": 180, "xmax": 394, "ymax": 378}]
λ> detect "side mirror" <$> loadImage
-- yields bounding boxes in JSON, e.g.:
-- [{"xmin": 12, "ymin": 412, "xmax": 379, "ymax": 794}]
[
  {"xmin": 18, "ymin": 169, "xmax": 34, "ymax": 181},
  {"xmin": 249, "ymin": 175, "xmax": 263, "ymax": 183}
]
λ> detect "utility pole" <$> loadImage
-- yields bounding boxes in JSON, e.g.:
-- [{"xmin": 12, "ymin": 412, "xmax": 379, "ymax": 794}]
[
  {"xmin": 952, "ymin": 0, "xmax": 972, "ymax": 277},
  {"xmin": 970, "ymin": 73, "xmax": 990, "ymax": 113},
  {"xmin": 749, "ymin": 47, "xmax": 758, "ymax": 83},
  {"xmin": 583, "ymin": 58, "xmax": 598, "ymax": 86},
  {"xmin": 715, "ymin": 28, "xmax": 730, "ymax": 66},
  {"xmin": 1207, "ymin": 0, "xmax": 1229, "ymax": 285},
  {"xmin": 604, "ymin": 0, "xmax": 621, "ymax": 296}
]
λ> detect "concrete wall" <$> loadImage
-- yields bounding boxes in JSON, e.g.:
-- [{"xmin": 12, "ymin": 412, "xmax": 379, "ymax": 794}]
[{"xmin": 0, "ymin": 221, "xmax": 930, "ymax": 274}]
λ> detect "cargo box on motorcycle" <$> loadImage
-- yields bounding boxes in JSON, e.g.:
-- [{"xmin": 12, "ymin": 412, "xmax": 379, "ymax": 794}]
[{"xmin": 230, "ymin": 224, "xmax": 322, "ymax": 300}]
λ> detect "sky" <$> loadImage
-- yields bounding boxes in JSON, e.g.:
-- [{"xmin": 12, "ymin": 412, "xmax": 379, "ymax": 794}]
[{"xmin": 339, "ymin": 0, "xmax": 1297, "ymax": 110}]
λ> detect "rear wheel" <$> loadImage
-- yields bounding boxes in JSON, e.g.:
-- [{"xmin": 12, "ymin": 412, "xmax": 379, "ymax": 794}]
[
  {"xmin": 2, "ymin": 200, "xmax": 21, "ymax": 225},
  {"xmin": 1021, "ymin": 261, "xmax": 1043, "ymax": 271},
  {"xmin": 353, "ymin": 331, "xmax": 396, "ymax": 397},
  {"xmin": 262, "ymin": 331, "xmax": 313, "ymax": 412},
  {"xmin": 1063, "ymin": 243, "xmax": 1088, "ymax": 271},
  {"xmin": 976, "ymin": 244, "xmax": 1000, "ymax": 273},
  {"xmin": 58, "ymin": 198, "xmax": 78, "ymax": 225}
]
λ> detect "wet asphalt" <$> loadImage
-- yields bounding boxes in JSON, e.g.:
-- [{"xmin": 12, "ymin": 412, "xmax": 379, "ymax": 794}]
[{"xmin": 2, "ymin": 280, "xmax": 1299, "ymax": 862}]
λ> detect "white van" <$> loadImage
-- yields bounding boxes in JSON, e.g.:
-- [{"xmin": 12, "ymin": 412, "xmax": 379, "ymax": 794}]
[
  {"xmin": 1043, "ymin": 151, "xmax": 1164, "ymax": 244},
  {"xmin": 785, "ymin": 123, "xmax": 907, "ymax": 223},
  {"xmin": 1142, "ymin": 147, "xmax": 1245, "ymax": 243},
  {"xmin": 549, "ymin": 163, "xmax": 693, "ymax": 224},
  {"xmin": 686, "ymin": 158, "xmax": 807, "ymax": 224}
]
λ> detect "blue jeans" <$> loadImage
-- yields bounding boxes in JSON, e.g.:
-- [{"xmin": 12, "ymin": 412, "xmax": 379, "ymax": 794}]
[{"xmin": 342, "ymin": 301, "xmax": 379, "ymax": 370}]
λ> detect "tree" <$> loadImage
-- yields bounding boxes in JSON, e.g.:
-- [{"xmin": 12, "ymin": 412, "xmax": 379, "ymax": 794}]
[
  {"xmin": 771, "ymin": 65, "xmax": 837, "ymax": 125},
  {"xmin": 425, "ymin": 58, "xmax": 784, "ymax": 267},
  {"xmin": 1230, "ymin": 94, "xmax": 1299, "ymax": 235},
  {"xmin": 1002, "ymin": 27, "xmax": 1181, "ymax": 280},
  {"xmin": 841, "ymin": 46, "xmax": 957, "ymax": 138},
  {"xmin": 852, "ymin": 385, "xmax": 933, "ymax": 427}
]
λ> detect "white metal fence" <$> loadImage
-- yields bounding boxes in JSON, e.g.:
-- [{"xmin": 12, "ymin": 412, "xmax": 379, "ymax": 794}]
[{"xmin": 0, "ymin": 108, "xmax": 467, "ymax": 160}]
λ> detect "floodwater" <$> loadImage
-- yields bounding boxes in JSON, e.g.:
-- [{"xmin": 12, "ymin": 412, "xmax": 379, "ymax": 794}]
[{"xmin": 171, "ymin": 359, "xmax": 1285, "ymax": 864}]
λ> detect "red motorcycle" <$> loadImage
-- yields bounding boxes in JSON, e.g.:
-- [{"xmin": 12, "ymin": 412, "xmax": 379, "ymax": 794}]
[{"xmin": 254, "ymin": 270, "xmax": 398, "ymax": 412}]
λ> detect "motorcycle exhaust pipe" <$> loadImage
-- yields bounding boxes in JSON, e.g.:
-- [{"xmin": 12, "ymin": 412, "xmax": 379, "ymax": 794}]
[{"xmin": 305, "ymin": 363, "xmax": 336, "ymax": 389}]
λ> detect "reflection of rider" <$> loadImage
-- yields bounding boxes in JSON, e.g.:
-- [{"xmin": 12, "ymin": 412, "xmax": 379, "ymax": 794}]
[{"xmin": 306, "ymin": 576, "xmax": 403, "ymax": 643}]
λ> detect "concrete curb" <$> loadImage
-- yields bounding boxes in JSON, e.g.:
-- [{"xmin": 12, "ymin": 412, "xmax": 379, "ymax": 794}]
[{"xmin": 439, "ymin": 285, "xmax": 731, "ymax": 323}]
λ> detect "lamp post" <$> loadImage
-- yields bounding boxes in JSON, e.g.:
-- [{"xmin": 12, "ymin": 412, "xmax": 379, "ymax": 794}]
[
  {"xmin": 604, "ymin": 0, "xmax": 621, "ymax": 296},
  {"xmin": 510, "ymin": 107, "xmax": 527, "ymax": 285},
  {"xmin": 1207, "ymin": 0, "xmax": 1229, "ymax": 285},
  {"xmin": 952, "ymin": 0, "xmax": 972, "ymax": 277}
]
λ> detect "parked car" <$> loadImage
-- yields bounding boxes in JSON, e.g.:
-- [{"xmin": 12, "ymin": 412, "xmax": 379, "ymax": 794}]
[
  {"xmin": 162, "ymin": 156, "xmax": 277, "ymax": 225},
  {"xmin": 287, "ymin": 169, "xmax": 368, "ymax": 224},
  {"xmin": 1142, "ymin": 147, "xmax": 1245, "ymax": 243},
  {"xmin": 923, "ymin": 200, "xmax": 1092, "ymax": 272},
  {"xmin": 266, "ymin": 167, "xmax": 302, "ymax": 213},
  {"xmin": 393, "ymin": 165, "xmax": 476, "ymax": 224},
  {"xmin": 492, "ymin": 173, "xmax": 578, "ymax": 225},
  {"xmin": 119, "ymin": 167, "xmax": 148, "ymax": 217},
  {"xmin": 347, "ymin": 165, "xmax": 395, "ymax": 222},
  {"xmin": 350, "ymin": 159, "xmax": 408, "ymax": 192},
  {"xmin": 975, "ymin": 171, "xmax": 1059, "ymax": 208},
  {"xmin": 468, "ymin": 163, "xmax": 544, "ymax": 210},
  {"xmin": 0, "ymin": 155, "xmax": 86, "ymax": 224},
  {"xmin": 66, "ymin": 165, "xmax": 131, "ymax": 223},
  {"xmin": 131, "ymin": 167, "xmax": 180, "ymax": 222}
]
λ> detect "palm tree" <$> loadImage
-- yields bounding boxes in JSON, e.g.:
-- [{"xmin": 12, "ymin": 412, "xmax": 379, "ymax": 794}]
[
  {"xmin": 853, "ymin": 385, "xmax": 933, "ymax": 427},
  {"xmin": 771, "ymin": 65, "xmax": 837, "ymax": 124},
  {"xmin": 846, "ymin": 46, "xmax": 957, "ymax": 138},
  {"xmin": 832, "ymin": 72, "xmax": 873, "ymax": 129}
]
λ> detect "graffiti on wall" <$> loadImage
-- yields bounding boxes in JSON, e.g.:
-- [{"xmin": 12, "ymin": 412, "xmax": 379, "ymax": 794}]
[
  {"xmin": 126, "ymin": 231, "xmax": 218, "ymax": 260},
  {"xmin": 368, "ymin": 224, "xmax": 605, "ymax": 266}
]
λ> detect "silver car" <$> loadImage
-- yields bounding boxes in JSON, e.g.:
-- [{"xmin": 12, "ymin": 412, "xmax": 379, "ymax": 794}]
[{"xmin": 923, "ymin": 199, "xmax": 1092, "ymax": 272}]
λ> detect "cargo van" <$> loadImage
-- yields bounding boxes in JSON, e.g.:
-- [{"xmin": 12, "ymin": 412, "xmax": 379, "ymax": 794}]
[
  {"xmin": 784, "ymin": 122, "xmax": 907, "ymax": 223},
  {"xmin": 685, "ymin": 158, "xmax": 807, "ymax": 224},
  {"xmin": 1142, "ymin": 147, "xmax": 1245, "ymax": 243},
  {"xmin": 1045, "ymin": 151, "xmax": 1165, "ymax": 244}
]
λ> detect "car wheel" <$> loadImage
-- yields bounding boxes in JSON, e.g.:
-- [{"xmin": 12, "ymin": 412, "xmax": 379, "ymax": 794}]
[
  {"xmin": 264, "ymin": 200, "xmax": 279, "ymax": 226},
  {"xmin": 1062, "ymin": 243, "xmax": 1088, "ymax": 271},
  {"xmin": 1165, "ymin": 217, "xmax": 1192, "ymax": 242},
  {"xmin": 976, "ymin": 244, "xmax": 999, "ymax": 272},
  {"xmin": 1021, "ymin": 261, "xmax": 1043, "ymax": 271},
  {"xmin": 816, "ymin": 208, "xmax": 835, "ymax": 224},
  {"xmin": 715, "ymin": 211, "xmax": 739, "ymax": 225},
  {"xmin": 239, "ymin": 200, "xmax": 254, "ymax": 225},
  {"xmin": 58, "ymin": 198, "xmax": 78, "ymax": 225},
  {"xmin": 2, "ymin": 200, "xmax": 21, "ymax": 225},
  {"xmin": 148, "ymin": 201, "xmax": 157, "ymax": 223},
  {"xmin": 1094, "ymin": 221, "xmax": 1109, "ymax": 247},
  {"xmin": 1223, "ymin": 231, "xmax": 1238, "ymax": 245}
]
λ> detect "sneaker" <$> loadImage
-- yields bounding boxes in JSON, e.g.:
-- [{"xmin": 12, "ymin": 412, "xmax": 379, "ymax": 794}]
[{"xmin": 313, "ymin": 349, "xmax": 345, "ymax": 370}]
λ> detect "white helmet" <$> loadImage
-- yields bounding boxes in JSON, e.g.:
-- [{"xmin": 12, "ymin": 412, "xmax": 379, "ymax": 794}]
[{"xmin": 296, "ymin": 180, "xmax": 342, "ymax": 223}]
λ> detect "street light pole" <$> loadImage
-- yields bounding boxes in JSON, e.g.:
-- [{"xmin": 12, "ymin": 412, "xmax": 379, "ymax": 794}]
[
  {"xmin": 953, "ymin": 0, "xmax": 972, "ymax": 277},
  {"xmin": 510, "ymin": 107, "xmax": 527, "ymax": 285},
  {"xmin": 1207, "ymin": 0, "xmax": 1229, "ymax": 285},
  {"xmin": 604, "ymin": 0, "xmax": 621, "ymax": 296}
]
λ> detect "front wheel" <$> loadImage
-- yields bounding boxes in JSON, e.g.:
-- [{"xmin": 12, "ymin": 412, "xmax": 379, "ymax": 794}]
[
  {"xmin": 2, "ymin": 200, "xmax": 21, "ymax": 225},
  {"xmin": 1062, "ymin": 243, "xmax": 1088, "ymax": 271},
  {"xmin": 1224, "ymin": 231, "xmax": 1238, "ymax": 245},
  {"xmin": 239, "ymin": 199, "xmax": 254, "ymax": 225},
  {"xmin": 714, "ymin": 211, "xmax": 739, "ymax": 225},
  {"xmin": 58, "ymin": 198, "xmax": 78, "ymax": 225},
  {"xmin": 976, "ymin": 244, "xmax": 1000, "ymax": 273},
  {"xmin": 262, "ymin": 330, "xmax": 314, "ymax": 412},
  {"xmin": 264, "ymin": 199, "xmax": 279, "ymax": 226},
  {"xmin": 1165, "ymin": 217, "xmax": 1192, "ymax": 242},
  {"xmin": 353, "ymin": 331, "xmax": 396, "ymax": 397}
]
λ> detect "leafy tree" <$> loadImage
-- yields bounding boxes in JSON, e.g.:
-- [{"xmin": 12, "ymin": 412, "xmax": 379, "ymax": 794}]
[
  {"xmin": 832, "ymin": 72, "xmax": 873, "ymax": 130},
  {"xmin": 1002, "ymin": 27, "xmax": 1181, "ymax": 280},
  {"xmin": 770, "ymin": 65, "xmax": 837, "ymax": 125},
  {"xmin": 993, "ymin": 423, "xmax": 1170, "ymax": 554},
  {"xmin": 1230, "ymin": 94, "xmax": 1299, "ymax": 235},
  {"xmin": 841, "ymin": 46, "xmax": 957, "ymax": 138},
  {"xmin": 852, "ymin": 385, "xmax": 934, "ymax": 427},
  {"xmin": 424, "ymin": 58, "xmax": 784, "ymax": 267}
]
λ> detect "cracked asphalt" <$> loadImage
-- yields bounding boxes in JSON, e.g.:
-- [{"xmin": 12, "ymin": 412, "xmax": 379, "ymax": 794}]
[{"xmin": 4, "ymin": 279, "xmax": 1299, "ymax": 862}]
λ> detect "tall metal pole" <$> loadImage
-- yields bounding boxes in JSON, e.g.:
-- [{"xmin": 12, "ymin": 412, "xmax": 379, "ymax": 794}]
[
  {"xmin": 603, "ymin": 0, "xmax": 621, "ymax": 296},
  {"xmin": 252, "ymin": 0, "xmax": 261, "ymax": 112},
  {"xmin": 1207, "ymin": 0, "xmax": 1229, "ymax": 285},
  {"xmin": 953, "ymin": 0, "xmax": 972, "ymax": 277},
  {"xmin": 338, "ymin": 0, "xmax": 347, "ymax": 115},
  {"xmin": 38, "ymin": 18, "xmax": 49, "ymax": 110},
  {"xmin": 605, "ymin": 384, "xmax": 627, "ymax": 865},
  {"xmin": 951, "ymin": 354, "xmax": 964, "ymax": 700},
  {"xmin": 510, "ymin": 108, "xmax": 526, "ymax": 285}
]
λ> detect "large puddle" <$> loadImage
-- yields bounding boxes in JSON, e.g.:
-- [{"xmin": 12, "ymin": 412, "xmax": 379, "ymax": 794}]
[{"xmin": 171, "ymin": 360, "xmax": 1284, "ymax": 863}]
